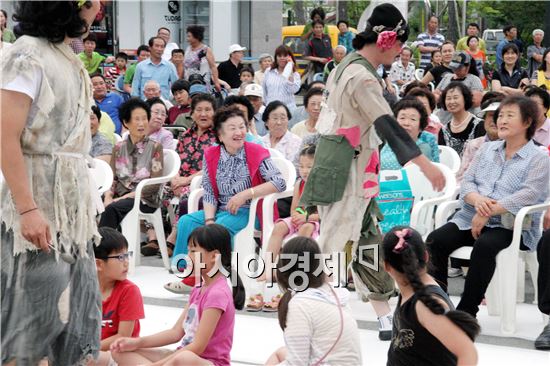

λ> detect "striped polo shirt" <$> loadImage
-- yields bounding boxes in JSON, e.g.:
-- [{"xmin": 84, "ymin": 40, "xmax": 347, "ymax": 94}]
[{"xmin": 416, "ymin": 32, "xmax": 445, "ymax": 68}]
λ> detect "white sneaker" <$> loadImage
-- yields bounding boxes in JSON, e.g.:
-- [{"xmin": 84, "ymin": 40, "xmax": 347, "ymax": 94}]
[{"xmin": 448, "ymin": 267, "xmax": 464, "ymax": 278}]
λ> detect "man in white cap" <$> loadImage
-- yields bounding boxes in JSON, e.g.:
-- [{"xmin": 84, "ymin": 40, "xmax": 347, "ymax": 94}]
[
  {"xmin": 218, "ymin": 44, "xmax": 249, "ymax": 89},
  {"xmin": 244, "ymin": 83, "xmax": 267, "ymax": 136}
]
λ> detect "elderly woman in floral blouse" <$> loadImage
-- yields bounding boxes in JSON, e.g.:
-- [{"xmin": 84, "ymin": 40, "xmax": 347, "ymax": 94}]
[
  {"xmin": 99, "ymin": 98, "xmax": 164, "ymax": 230},
  {"xmin": 169, "ymin": 106, "xmax": 286, "ymax": 287}
]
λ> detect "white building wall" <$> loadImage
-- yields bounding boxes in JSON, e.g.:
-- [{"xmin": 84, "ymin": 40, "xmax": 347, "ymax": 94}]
[{"xmin": 210, "ymin": 0, "xmax": 240, "ymax": 61}]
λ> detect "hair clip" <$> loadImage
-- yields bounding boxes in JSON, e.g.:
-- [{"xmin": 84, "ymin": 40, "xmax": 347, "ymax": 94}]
[{"xmin": 393, "ymin": 228, "xmax": 411, "ymax": 254}]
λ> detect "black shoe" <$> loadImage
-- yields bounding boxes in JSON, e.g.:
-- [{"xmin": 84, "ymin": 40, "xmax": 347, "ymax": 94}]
[
  {"xmin": 141, "ymin": 240, "xmax": 160, "ymax": 256},
  {"xmin": 535, "ymin": 324, "xmax": 550, "ymax": 350},
  {"xmin": 378, "ymin": 329, "xmax": 392, "ymax": 341}
]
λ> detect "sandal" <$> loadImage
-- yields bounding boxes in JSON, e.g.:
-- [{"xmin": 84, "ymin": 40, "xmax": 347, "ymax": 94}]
[
  {"xmin": 141, "ymin": 240, "xmax": 159, "ymax": 256},
  {"xmin": 245, "ymin": 294, "xmax": 264, "ymax": 312},
  {"xmin": 263, "ymin": 294, "xmax": 282, "ymax": 312},
  {"xmin": 163, "ymin": 280, "xmax": 194, "ymax": 294}
]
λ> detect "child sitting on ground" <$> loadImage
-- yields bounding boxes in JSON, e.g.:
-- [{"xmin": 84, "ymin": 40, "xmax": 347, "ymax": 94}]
[
  {"xmin": 265, "ymin": 237, "xmax": 362, "ymax": 365},
  {"xmin": 111, "ymin": 224, "xmax": 245, "ymax": 366},
  {"xmin": 93, "ymin": 227, "xmax": 145, "ymax": 366},
  {"xmin": 247, "ymin": 144, "xmax": 320, "ymax": 312},
  {"xmin": 382, "ymin": 226, "xmax": 480, "ymax": 366}
]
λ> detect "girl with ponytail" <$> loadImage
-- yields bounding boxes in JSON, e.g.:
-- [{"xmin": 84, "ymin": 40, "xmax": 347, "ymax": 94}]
[
  {"xmin": 265, "ymin": 237, "xmax": 362, "ymax": 365},
  {"xmin": 383, "ymin": 226, "xmax": 480, "ymax": 366},
  {"xmin": 111, "ymin": 224, "xmax": 244, "ymax": 366}
]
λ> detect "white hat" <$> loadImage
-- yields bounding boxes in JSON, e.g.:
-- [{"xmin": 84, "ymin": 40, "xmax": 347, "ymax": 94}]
[
  {"xmin": 481, "ymin": 102, "xmax": 500, "ymax": 113},
  {"xmin": 244, "ymin": 83, "xmax": 263, "ymax": 98},
  {"xmin": 228, "ymin": 44, "xmax": 247, "ymax": 54}
]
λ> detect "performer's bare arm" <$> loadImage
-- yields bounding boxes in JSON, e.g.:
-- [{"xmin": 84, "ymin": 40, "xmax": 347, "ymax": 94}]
[{"xmin": 1, "ymin": 90, "xmax": 52, "ymax": 251}]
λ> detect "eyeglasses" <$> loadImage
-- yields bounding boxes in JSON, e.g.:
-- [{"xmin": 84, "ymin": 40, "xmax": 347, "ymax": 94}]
[
  {"xmin": 101, "ymin": 251, "xmax": 133, "ymax": 262},
  {"xmin": 152, "ymin": 110, "xmax": 167, "ymax": 118}
]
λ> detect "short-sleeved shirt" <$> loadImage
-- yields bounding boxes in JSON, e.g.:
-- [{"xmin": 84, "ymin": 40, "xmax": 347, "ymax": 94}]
[
  {"xmin": 101, "ymin": 279, "xmax": 145, "ymax": 340},
  {"xmin": 96, "ymin": 92, "xmax": 124, "ymax": 134},
  {"xmin": 168, "ymin": 104, "xmax": 192, "ymax": 127},
  {"xmin": 527, "ymin": 45, "xmax": 546, "ymax": 78},
  {"xmin": 438, "ymin": 116, "xmax": 485, "ymax": 157},
  {"xmin": 78, "ymin": 51, "xmax": 106, "ymax": 74},
  {"xmin": 217, "ymin": 59, "xmax": 243, "ymax": 89},
  {"xmin": 91, "ymin": 132, "xmax": 113, "ymax": 158},
  {"xmin": 416, "ymin": 32, "xmax": 445, "ymax": 68},
  {"xmin": 124, "ymin": 62, "xmax": 138, "ymax": 85},
  {"xmin": 131, "ymin": 58, "xmax": 178, "ymax": 100},
  {"xmin": 389, "ymin": 61, "xmax": 415, "ymax": 83},
  {"xmin": 148, "ymin": 127, "xmax": 176, "ymax": 150},
  {"xmin": 380, "ymin": 131, "xmax": 440, "ymax": 170},
  {"xmin": 179, "ymin": 276, "xmax": 235, "ymax": 366},
  {"xmin": 338, "ymin": 31, "xmax": 355, "ymax": 53},
  {"xmin": 305, "ymin": 34, "xmax": 333, "ymax": 73},
  {"xmin": 492, "ymin": 66, "xmax": 529, "ymax": 89}
]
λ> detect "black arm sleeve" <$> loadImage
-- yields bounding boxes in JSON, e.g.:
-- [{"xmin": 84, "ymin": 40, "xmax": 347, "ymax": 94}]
[{"xmin": 374, "ymin": 114, "xmax": 422, "ymax": 166}]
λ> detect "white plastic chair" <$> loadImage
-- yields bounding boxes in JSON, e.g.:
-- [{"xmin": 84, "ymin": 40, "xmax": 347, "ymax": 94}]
[
  {"xmin": 414, "ymin": 68, "xmax": 424, "ymax": 81},
  {"xmin": 188, "ymin": 157, "xmax": 296, "ymax": 295},
  {"xmin": 120, "ymin": 149, "xmax": 180, "ymax": 273},
  {"xmin": 171, "ymin": 138, "xmax": 179, "ymax": 150},
  {"xmin": 438, "ymin": 145, "xmax": 461, "ymax": 174},
  {"xmin": 435, "ymin": 199, "xmax": 549, "ymax": 335},
  {"xmin": 380, "ymin": 163, "xmax": 456, "ymax": 239},
  {"xmin": 168, "ymin": 174, "xmax": 203, "ymax": 225},
  {"xmin": 268, "ymin": 148, "xmax": 284, "ymax": 159},
  {"xmin": 89, "ymin": 158, "xmax": 113, "ymax": 195}
]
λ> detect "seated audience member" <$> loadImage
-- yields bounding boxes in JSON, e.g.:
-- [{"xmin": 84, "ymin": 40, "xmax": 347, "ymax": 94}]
[
  {"xmin": 465, "ymin": 35, "xmax": 487, "ymax": 88},
  {"xmin": 90, "ymin": 105, "xmax": 113, "ymax": 163},
  {"xmin": 421, "ymin": 41, "xmax": 455, "ymax": 88},
  {"xmin": 291, "ymin": 87, "xmax": 323, "ymax": 138},
  {"xmin": 435, "ymin": 51, "xmax": 483, "ymax": 110},
  {"xmin": 240, "ymin": 66, "xmax": 255, "ymax": 85},
  {"xmin": 105, "ymin": 52, "xmax": 128, "ymax": 90},
  {"xmin": 170, "ymin": 107, "xmax": 286, "ymax": 274},
  {"xmin": 427, "ymin": 96, "xmax": 549, "ymax": 319},
  {"xmin": 535, "ymin": 219, "xmax": 550, "ymax": 350},
  {"xmin": 492, "ymin": 43, "xmax": 530, "ymax": 96},
  {"xmin": 380, "ymin": 98, "xmax": 439, "ymax": 170},
  {"xmin": 99, "ymin": 98, "xmax": 164, "ymax": 231},
  {"xmin": 79, "ymin": 33, "xmax": 114, "ymax": 74},
  {"xmin": 389, "ymin": 47, "xmax": 415, "ymax": 86},
  {"xmin": 112, "ymin": 225, "xmax": 244, "ymax": 366},
  {"xmin": 143, "ymin": 79, "xmax": 173, "ymax": 109},
  {"xmin": 262, "ymin": 45, "xmax": 301, "ymax": 110},
  {"xmin": 323, "ymin": 45, "xmax": 347, "ymax": 81},
  {"xmin": 254, "ymin": 53, "xmax": 273, "ymax": 86},
  {"xmin": 244, "ymin": 83, "xmax": 267, "ymax": 136},
  {"xmin": 123, "ymin": 45, "xmax": 150, "ymax": 94},
  {"xmin": 223, "ymin": 95, "xmax": 264, "ymax": 145},
  {"xmin": 92, "ymin": 227, "xmax": 144, "ymax": 366},
  {"xmin": 533, "ymin": 49, "xmax": 550, "ymax": 91},
  {"xmin": 438, "ymin": 82, "xmax": 485, "ymax": 156},
  {"xmin": 289, "ymin": 80, "xmax": 326, "ymax": 128},
  {"xmin": 456, "ymin": 94, "xmax": 504, "ymax": 182},
  {"xmin": 405, "ymin": 86, "xmax": 443, "ymax": 135},
  {"xmin": 145, "ymin": 98, "xmax": 176, "ymax": 150},
  {"xmin": 92, "ymin": 73, "xmax": 124, "ymax": 134},
  {"xmin": 170, "ymin": 48, "xmax": 185, "ymax": 79},
  {"xmin": 525, "ymin": 86, "xmax": 550, "ymax": 147},
  {"xmin": 265, "ymin": 238, "xmax": 362, "ymax": 365},
  {"xmin": 261, "ymin": 101, "xmax": 303, "ymax": 163},
  {"xmin": 167, "ymin": 79, "xmax": 192, "ymax": 127},
  {"xmin": 147, "ymin": 94, "xmax": 218, "ymax": 259}
]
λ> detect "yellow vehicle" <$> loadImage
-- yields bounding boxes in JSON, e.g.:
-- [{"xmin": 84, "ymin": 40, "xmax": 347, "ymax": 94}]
[{"xmin": 282, "ymin": 25, "xmax": 357, "ymax": 75}]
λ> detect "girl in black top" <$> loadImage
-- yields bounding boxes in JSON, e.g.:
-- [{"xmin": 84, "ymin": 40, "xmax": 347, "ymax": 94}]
[{"xmin": 383, "ymin": 227, "xmax": 480, "ymax": 366}]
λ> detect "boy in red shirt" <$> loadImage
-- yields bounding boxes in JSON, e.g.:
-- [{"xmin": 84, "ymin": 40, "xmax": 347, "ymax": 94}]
[{"xmin": 93, "ymin": 227, "xmax": 145, "ymax": 365}]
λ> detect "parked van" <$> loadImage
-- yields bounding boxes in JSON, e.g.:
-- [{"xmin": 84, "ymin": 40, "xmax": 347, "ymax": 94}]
[
  {"xmin": 482, "ymin": 29, "xmax": 505, "ymax": 54},
  {"xmin": 282, "ymin": 25, "xmax": 357, "ymax": 75}
]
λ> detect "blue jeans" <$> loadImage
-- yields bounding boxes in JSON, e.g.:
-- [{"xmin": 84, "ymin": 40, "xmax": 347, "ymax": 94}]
[{"xmin": 172, "ymin": 208, "xmax": 250, "ymax": 269}]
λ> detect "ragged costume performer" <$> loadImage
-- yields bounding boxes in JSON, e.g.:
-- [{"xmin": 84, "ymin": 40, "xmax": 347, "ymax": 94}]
[
  {"xmin": 300, "ymin": 3, "xmax": 445, "ymax": 341},
  {"xmin": 1, "ymin": 1, "xmax": 103, "ymax": 364}
]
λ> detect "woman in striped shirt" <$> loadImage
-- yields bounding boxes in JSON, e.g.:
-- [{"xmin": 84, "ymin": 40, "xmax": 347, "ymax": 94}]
[{"xmin": 262, "ymin": 45, "xmax": 302, "ymax": 111}]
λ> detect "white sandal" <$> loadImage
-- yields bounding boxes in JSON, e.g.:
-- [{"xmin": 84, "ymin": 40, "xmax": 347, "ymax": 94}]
[{"xmin": 163, "ymin": 280, "xmax": 193, "ymax": 294}]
